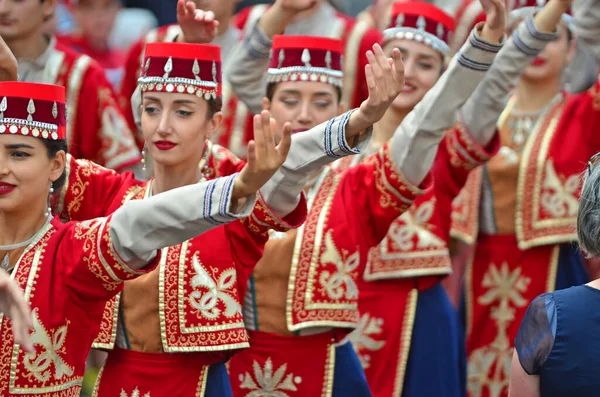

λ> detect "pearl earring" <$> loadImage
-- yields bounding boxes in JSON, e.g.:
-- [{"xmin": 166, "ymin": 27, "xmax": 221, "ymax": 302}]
[
  {"xmin": 141, "ymin": 145, "xmax": 147, "ymax": 172},
  {"xmin": 45, "ymin": 182, "xmax": 54, "ymax": 217}
]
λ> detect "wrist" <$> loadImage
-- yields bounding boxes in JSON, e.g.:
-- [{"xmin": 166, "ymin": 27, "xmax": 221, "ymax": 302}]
[
  {"xmin": 346, "ymin": 108, "xmax": 373, "ymax": 138},
  {"xmin": 272, "ymin": 2, "xmax": 300, "ymax": 22},
  {"xmin": 259, "ymin": 3, "xmax": 296, "ymax": 37},
  {"xmin": 481, "ymin": 23, "xmax": 504, "ymax": 43}
]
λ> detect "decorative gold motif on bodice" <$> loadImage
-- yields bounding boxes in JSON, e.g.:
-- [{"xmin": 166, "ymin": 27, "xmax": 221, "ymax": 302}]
[
  {"xmin": 190, "ymin": 253, "xmax": 240, "ymax": 319},
  {"xmin": 540, "ymin": 159, "xmax": 579, "ymax": 219},
  {"xmin": 319, "ymin": 230, "xmax": 360, "ymax": 301}
]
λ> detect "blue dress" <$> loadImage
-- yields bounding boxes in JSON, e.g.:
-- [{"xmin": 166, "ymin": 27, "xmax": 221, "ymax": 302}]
[{"xmin": 515, "ymin": 285, "xmax": 600, "ymax": 396}]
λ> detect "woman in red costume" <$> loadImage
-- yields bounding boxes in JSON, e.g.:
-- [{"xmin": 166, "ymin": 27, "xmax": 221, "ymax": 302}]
[
  {"xmin": 0, "ymin": 75, "xmax": 290, "ymax": 396},
  {"xmin": 446, "ymin": 0, "xmax": 600, "ymax": 395},
  {"xmin": 222, "ymin": 0, "xmax": 505, "ymax": 393},
  {"xmin": 348, "ymin": 1, "xmax": 504, "ymax": 396}
]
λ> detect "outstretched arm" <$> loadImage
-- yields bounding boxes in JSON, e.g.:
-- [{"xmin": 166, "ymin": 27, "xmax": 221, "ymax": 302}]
[
  {"xmin": 342, "ymin": 0, "xmax": 506, "ymax": 247},
  {"xmin": 109, "ymin": 108, "xmax": 293, "ymax": 269},
  {"xmin": 259, "ymin": 44, "xmax": 405, "ymax": 216},
  {"xmin": 459, "ymin": 0, "xmax": 571, "ymax": 146}
]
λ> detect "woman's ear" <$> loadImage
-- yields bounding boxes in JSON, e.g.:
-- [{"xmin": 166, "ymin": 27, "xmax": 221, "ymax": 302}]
[
  {"xmin": 262, "ymin": 97, "xmax": 271, "ymax": 111},
  {"xmin": 205, "ymin": 111, "xmax": 224, "ymax": 140},
  {"xmin": 49, "ymin": 150, "xmax": 66, "ymax": 185}
]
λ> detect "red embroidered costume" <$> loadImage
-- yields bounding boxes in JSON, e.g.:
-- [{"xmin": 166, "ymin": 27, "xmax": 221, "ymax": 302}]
[
  {"xmin": 447, "ymin": 3, "xmax": 600, "ymax": 395},
  {"xmin": 0, "ymin": 81, "xmax": 258, "ymax": 396},
  {"xmin": 224, "ymin": 24, "xmax": 502, "ymax": 395}
]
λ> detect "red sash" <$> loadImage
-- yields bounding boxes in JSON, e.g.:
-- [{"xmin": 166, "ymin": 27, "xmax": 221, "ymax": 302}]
[
  {"xmin": 92, "ymin": 348, "xmax": 222, "ymax": 397},
  {"xmin": 228, "ymin": 330, "xmax": 346, "ymax": 397}
]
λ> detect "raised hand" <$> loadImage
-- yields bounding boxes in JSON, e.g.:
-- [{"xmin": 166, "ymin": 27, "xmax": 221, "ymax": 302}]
[
  {"xmin": 232, "ymin": 111, "xmax": 292, "ymax": 199},
  {"xmin": 176, "ymin": 0, "xmax": 219, "ymax": 44},
  {"xmin": 480, "ymin": 0, "xmax": 506, "ymax": 42},
  {"xmin": 347, "ymin": 44, "xmax": 404, "ymax": 138},
  {"xmin": 0, "ymin": 36, "xmax": 17, "ymax": 82},
  {"xmin": 0, "ymin": 269, "xmax": 33, "ymax": 352},
  {"xmin": 260, "ymin": 0, "xmax": 319, "ymax": 37}
]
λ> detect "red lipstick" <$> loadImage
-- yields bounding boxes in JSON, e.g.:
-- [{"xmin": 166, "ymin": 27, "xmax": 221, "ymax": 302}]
[
  {"xmin": 0, "ymin": 182, "xmax": 15, "ymax": 195},
  {"xmin": 154, "ymin": 140, "xmax": 177, "ymax": 151},
  {"xmin": 531, "ymin": 58, "xmax": 546, "ymax": 66}
]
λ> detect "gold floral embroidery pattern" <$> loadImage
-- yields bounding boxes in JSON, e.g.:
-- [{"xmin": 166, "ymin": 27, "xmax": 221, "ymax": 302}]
[
  {"xmin": 23, "ymin": 309, "xmax": 74, "ymax": 383},
  {"xmin": 67, "ymin": 158, "xmax": 108, "ymax": 215},
  {"xmin": 161, "ymin": 243, "xmax": 248, "ymax": 352},
  {"xmin": 238, "ymin": 358, "xmax": 302, "ymax": 397},
  {"xmin": 540, "ymin": 159, "xmax": 579, "ymax": 218},
  {"xmin": 189, "ymin": 253, "xmax": 240, "ymax": 319},
  {"xmin": 388, "ymin": 198, "xmax": 445, "ymax": 252},
  {"xmin": 120, "ymin": 387, "xmax": 150, "ymax": 397},
  {"xmin": 467, "ymin": 263, "xmax": 530, "ymax": 397},
  {"xmin": 348, "ymin": 313, "xmax": 385, "ymax": 369},
  {"xmin": 74, "ymin": 218, "xmax": 120, "ymax": 291},
  {"xmin": 318, "ymin": 229, "xmax": 360, "ymax": 301}
]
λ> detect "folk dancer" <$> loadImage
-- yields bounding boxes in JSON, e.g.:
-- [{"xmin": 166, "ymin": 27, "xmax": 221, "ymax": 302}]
[
  {"xmin": 447, "ymin": 0, "xmax": 600, "ymax": 395},
  {"xmin": 119, "ymin": 0, "xmax": 256, "ymax": 158},
  {"xmin": 232, "ymin": 0, "xmax": 383, "ymax": 118},
  {"xmin": 0, "ymin": 0, "xmax": 141, "ymax": 172},
  {"xmin": 224, "ymin": 8, "xmax": 503, "ymax": 395},
  {"xmin": 348, "ymin": 1, "xmax": 503, "ymax": 396},
  {"xmin": 0, "ymin": 78, "xmax": 287, "ymax": 396}
]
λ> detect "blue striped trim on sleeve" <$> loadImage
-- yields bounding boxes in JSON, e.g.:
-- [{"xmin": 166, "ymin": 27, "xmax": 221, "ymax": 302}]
[
  {"xmin": 469, "ymin": 33, "xmax": 503, "ymax": 53},
  {"xmin": 244, "ymin": 37, "xmax": 270, "ymax": 59},
  {"xmin": 525, "ymin": 16, "xmax": 558, "ymax": 42},
  {"xmin": 338, "ymin": 110, "xmax": 360, "ymax": 155},
  {"xmin": 252, "ymin": 22, "xmax": 273, "ymax": 48},
  {"xmin": 457, "ymin": 53, "xmax": 491, "ymax": 72},
  {"xmin": 512, "ymin": 31, "xmax": 541, "ymax": 56},
  {"xmin": 219, "ymin": 174, "xmax": 238, "ymax": 220},
  {"xmin": 203, "ymin": 179, "xmax": 220, "ymax": 225},
  {"xmin": 324, "ymin": 116, "xmax": 338, "ymax": 157}
]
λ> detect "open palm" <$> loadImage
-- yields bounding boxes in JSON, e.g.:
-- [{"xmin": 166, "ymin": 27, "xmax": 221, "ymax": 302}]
[
  {"xmin": 479, "ymin": 0, "xmax": 506, "ymax": 31},
  {"xmin": 177, "ymin": 0, "xmax": 219, "ymax": 44}
]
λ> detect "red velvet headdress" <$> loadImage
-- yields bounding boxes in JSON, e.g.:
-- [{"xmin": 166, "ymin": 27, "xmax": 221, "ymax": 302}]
[
  {"xmin": 138, "ymin": 42, "xmax": 222, "ymax": 100},
  {"xmin": 384, "ymin": 1, "xmax": 455, "ymax": 56},
  {"xmin": 268, "ymin": 36, "xmax": 344, "ymax": 87},
  {"xmin": 0, "ymin": 82, "xmax": 67, "ymax": 141}
]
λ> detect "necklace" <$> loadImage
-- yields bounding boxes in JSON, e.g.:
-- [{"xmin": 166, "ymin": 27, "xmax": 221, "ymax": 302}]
[
  {"xmin": 0, "ymin": 214, "xmax": 53, "ymax": 271},
  {"xmin": 505, "ymin": 94, "xmax": 563, "ymax": 149}
]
